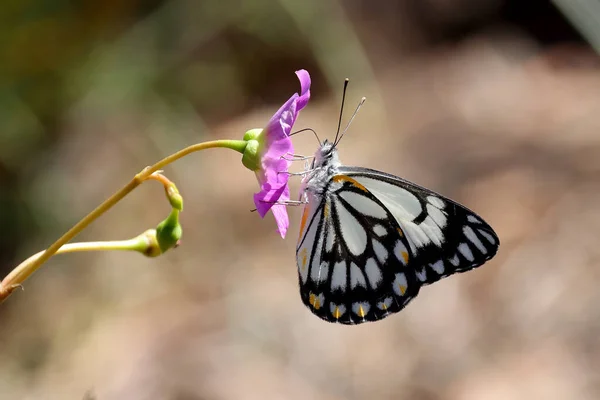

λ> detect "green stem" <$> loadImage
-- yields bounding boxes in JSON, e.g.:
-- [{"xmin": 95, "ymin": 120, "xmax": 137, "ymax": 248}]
[
  {"xmin": 2, "ymin": 233, "xmax": 155, "ymax": 296},
  {"xmin": 0, "ymin": 139, "xmax": 247, "ymax": 303}
]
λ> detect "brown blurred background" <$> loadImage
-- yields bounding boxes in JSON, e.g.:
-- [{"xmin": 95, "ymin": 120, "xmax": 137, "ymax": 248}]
[{"xmin": 2, "ymin": 0, "xmax": 600, "ymax": 399}]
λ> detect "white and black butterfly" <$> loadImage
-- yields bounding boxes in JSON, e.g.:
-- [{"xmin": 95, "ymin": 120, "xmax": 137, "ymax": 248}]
[{"xmin": 295, "ymin": 91, "xmax": 499, "ymax": 325}]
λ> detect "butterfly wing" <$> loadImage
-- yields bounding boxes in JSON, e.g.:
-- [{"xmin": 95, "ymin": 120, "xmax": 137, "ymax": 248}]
[
  {"xmin": 296, "ymin": 175, "xmax": 421, "ymax": 324},
  {"xmin": 339, "ymin": 166, "xmax": 499, "ymax": 285}
]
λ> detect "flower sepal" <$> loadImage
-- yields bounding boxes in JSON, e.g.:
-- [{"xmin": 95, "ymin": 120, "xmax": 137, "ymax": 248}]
[{"xmin": 241, "ymin": 129, "xmax": 263, "ymax": 171}]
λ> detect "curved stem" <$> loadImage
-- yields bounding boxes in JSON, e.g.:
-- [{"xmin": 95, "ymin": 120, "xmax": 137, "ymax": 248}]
[
  {"xmin": 1, "ymin": 235, "xmax": 153, "ymax": 297},
  {"xmin": 0, "ymin": 139, "xmax": 247, "ymax": 303}
]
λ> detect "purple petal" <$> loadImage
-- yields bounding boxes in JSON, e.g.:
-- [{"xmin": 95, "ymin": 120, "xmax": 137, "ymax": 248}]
[
  {"xmin": 253, "ymin": 178, "xmax": 288, "ymax": 217},
  {"xmin": 252, "ymin": 70, "xmax": 312, "ymax": 237},
  {"xmin": 295, "ymin": 69, "xmax": 311, "ymax": 111},
  {"xmin": 271, "ymin": 204, "xmax": 289, "ymax": 238},
  {"xmin": 270, "ymin": 183, "xmax": 291, "ymax": 238},
  {"xmin": 264, "ymin": 96, "xmax": 298, "ymax": 147},
  {"xmin": 253, "ymin": 180, "xmax": 290, "ymax": 238},
  {"xmin": 252, "ymin": 162, "xmax": 290, "ymax": 219},
  {"xmin": 263, "ymin": 157, "xmax": 290, "ymax": 186}
]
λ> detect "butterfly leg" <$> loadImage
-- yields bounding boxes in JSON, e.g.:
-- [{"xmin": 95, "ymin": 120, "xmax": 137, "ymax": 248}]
[
  {"xmin": 278, "ymin": 170, "xmax": 316, "ymax": 177},
  {"xmin": 281, "ymin": 153, "xmax": 314, "ymax": 162},
  {"xmin": 258, "ymin": 199, "xmax": 308, "ymax": 207}
]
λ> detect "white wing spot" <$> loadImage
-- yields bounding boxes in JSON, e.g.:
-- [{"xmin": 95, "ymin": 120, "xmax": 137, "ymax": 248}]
[
  {"xmin": 393, "ymin": 273, "xmax": 409, "ymax": 296},
  {"xmin": 297, "ymin": 248, "xmax": 309, "ymax": 283},
  {"xmin": 365, "ymin": 258, "xmax": 382, "ymax": 288},
  {"xmin": 353, "ymin": 177, "xmax": 423, "ymax": 221},
  {"xmin": 373, "ymin": 224, "xmax": 387, "ymax": 237},
  {"xmin": 430, "ymin": 260, "xmax": 445, "ymax": 275},
  {"xmin": 402, "ymin": 223, "xmax": 431, "ymax": 252},
  {"xmin": 308, "ymin": 292, "xmax": 325, "ymax": 310},
  {"xmin": 394, "ymin": 241, "xmax": 409, "ymax": 265},
  {"xmin": 352, "ymin": 302, "xmax": 371, "ymax": 318},
  {"xmin": 478, "ymin": 229, "xmax": 497, "ymax": 245},
  {"xmin": 426, "ymin": 203, "xmax": 447, "ymax": 228},
  {"xmin": 325, "ymin": 221, "xmax": 335, "ymax": 252},
  {"xmin": 310, "ymin": 228, "xmax": 325, "ymax": 280},
  {"xmin": 311, "ymin": 261, "xmax": 329, "ymax": 283},
  {"xmin": 331, "ymin": 262, "xmax": 347, "ymax": 291},
  {"xmin": 463, "ymin": 226, "xmax": 487, "ymax": 254},
  {"xmin": 449, "ymin": 254, "xmax": 460, "ymax": 266},
  {"xmin": 467, "ymin": 215, "xmax": 482, "ymax": 224},
  {"xmin": 427, "ymin": 196, "xmax": 445, "ymax": 209},
  {"xmin": 377, "ymin": 297, "xmax": 393, "ymax": 310},
  {"xmin": 335, "ymin": 200, "xmax": 368, "ymax": 256},
  {"xmin": 421, "ymin": 216, "xmax": 445, "ymax": 246},
  {"xmin": 458, "ymin": 242, "xmax": 475, "ymax": 262},
  {"xmin": 372, "ymin": 238, "xmax": 389, "ymax": 264},
  {"xmin": 339, "ymin": 191, "xmax": 388, "ymax": 219},
  {"xmin": 416, "ymin": 268, "xmax": 427, "ymax": 282},
  {"xmin": 350, "ymin": 262, "xmax": 367, "ymax": 289},
  {"xmin": 330, "ymin": 303, "xmax": 346, "ymax": 319}
]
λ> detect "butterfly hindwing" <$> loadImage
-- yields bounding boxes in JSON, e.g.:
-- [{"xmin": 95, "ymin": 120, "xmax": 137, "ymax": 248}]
[
  {"xmin": 339, "ymin": 167, "xmax": 499, "ymax": 285},
  {"xmin": 296, "ymin": 175, "xmax": 420, "ymax": 324}
]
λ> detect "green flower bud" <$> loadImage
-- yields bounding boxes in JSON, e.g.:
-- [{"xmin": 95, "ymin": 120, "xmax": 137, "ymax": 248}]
[
  {"xmin": 155, "ymin": 209, "xmax": 183, "ymax": 254},
  {"xmin": 166, "ymin": 183, "xmax": 184, "ymax": 211}
]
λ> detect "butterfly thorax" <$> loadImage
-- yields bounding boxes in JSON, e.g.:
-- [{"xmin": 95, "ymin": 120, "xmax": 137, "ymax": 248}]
[{"xmin": 302, "ymin": 140, "xmax": 342, "ymax": 197}]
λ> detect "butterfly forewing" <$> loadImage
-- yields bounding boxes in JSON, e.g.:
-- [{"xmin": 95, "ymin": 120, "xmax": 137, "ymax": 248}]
[
  {"xmin": 340, "ymin": 167, "xmax": 499, "ymax": 285},
  {"xmin": 297, "ymin": 176, "xmax": 420, "ymax": 324}
]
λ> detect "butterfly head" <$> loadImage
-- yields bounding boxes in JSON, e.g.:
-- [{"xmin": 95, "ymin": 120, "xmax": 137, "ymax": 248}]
[
  {"xmin": 301, "ymin": 139, "xmax": 341, "ymax": 195},
  {"xmin": 311, "ymin": 139, "xmax": 340, "ymax": 170}
]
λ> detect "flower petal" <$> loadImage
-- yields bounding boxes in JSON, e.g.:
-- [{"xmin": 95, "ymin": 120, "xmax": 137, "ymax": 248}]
[
  {"xmin": 295, "ymin": 69, "xmax": 311, "ymax": 111},
  {"xmin": 264, "ymin": 96, "xmax": 298, "ymax": 148},
  {"xmin": 251, "ymin": 69, "xmax": 311, "ymax": 238},
  {"xmin": 271, "ymin": 203, "xmax": 290, "ymax": 238},
  {"xmin": 253, "ymin": 179, "xmax": 288, "ymax": 217}
]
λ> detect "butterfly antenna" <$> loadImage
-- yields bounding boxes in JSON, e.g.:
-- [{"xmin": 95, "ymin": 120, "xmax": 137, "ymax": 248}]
[
  {"xmin": 289, "ymin": 128, "xmax": 322, "ymax": 145},
  {"xmin": 334, "ymin": 96, "xmax": 366, "ymax": 146},
  {"xmin": 333, "ymin": 78, "xmax": 350, "ymax": 145}
]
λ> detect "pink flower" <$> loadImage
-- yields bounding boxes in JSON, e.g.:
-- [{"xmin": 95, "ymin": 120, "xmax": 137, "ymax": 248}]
[{"xmin": 242, "ymin": 70, "xmax": 311, "ymax": 238}]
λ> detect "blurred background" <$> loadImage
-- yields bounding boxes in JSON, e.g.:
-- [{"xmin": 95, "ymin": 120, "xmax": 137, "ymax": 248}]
[{"xmin": 2, "ymin": 0, "xmax": 600, "ymax": 398}]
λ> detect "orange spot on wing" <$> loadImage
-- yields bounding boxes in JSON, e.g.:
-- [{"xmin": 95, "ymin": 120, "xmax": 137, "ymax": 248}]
[
  {"xmin": 396, "ymin": 227, "xmax": 404, "ymax": 237},
  {"xmin": 332, "ymin": 175, "xmax": 368, "ymax": 192},
  {"xmin": 358, "ymin": 305, "xmax": 366, "ymax": 318},
  {"xmin": 309, "ymin": 293, "xmax": 321, "ymax": 310},
  {"xmin": 333, "ymin": 306, "xmax": 341, "ymax": 319},
  {"xmin": 299, "ymin": 248, "xmax": 308, "ymax": 271},
  {"xmin": 298, "ymin": 205, "xmax": 310, "ymax": 244},
  {"xmin": 399, "ymin": 284, "xmax": 407, "ymax": 295},
  {"xmin": 401, "ymin": 251, "xmax": 409, "ymax": 264}
]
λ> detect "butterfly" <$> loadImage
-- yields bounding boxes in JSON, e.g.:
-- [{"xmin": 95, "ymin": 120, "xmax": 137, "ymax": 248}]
[{"xmin": 295, "ymin": 92, "xmax": 499, "ymax": 325}]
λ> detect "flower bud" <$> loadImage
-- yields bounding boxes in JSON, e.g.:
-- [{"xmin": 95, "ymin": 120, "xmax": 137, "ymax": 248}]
[{"xmin": 155, "ymin": 209, "xmax": 183, "ymax": 254}]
